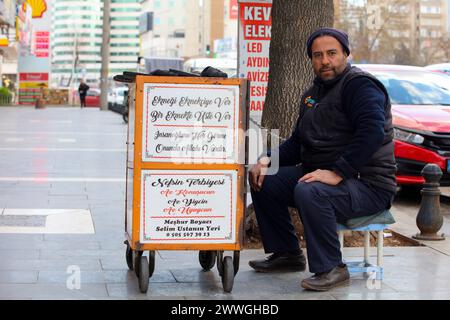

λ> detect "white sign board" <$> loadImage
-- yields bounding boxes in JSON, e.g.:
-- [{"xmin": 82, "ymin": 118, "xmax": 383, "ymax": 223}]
[
  {"xmin": 140, "ymin": 170, "xmax": 238, "ymax": 244},
  {"xmin": 142, "ymin": 83, "xmax": 240, "ymax": 163},
  {"xmin": 238, "ymin": 0, "xmax": 272, "ymax": 124}
]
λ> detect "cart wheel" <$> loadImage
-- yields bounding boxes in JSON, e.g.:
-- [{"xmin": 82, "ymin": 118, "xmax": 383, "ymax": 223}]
[
  {"xmin": 138, "ymin": 256, "xmax": 149, "ymax": 293},
  {"xmin": 233, "ymin": 251, "xmax": 240, "ymax": 275},
  {"xmin": 222, "ymin": 256, "xmax": 234, "ymax": 293},
  {"xmin": 126, "ymin": 244, "xmax": 133, "ymax": 270},
  {"xmin": 216, "ymin": 251, "xmax": 224, "ymax": 276},
  {"xmin": 134, "ymin": 250, "xmax": 143, "ymax": 277},
  {"xmin": 199, "ymin": 251, "xmax": 216, "ymax": 271},
  {"xmin": 148, "ymin": 251, "xmax": 155, "ymax": 277}
]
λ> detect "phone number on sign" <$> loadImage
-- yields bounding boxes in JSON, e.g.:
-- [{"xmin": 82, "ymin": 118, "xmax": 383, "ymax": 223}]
[{"xmin": 166, "ymin": 232, "xmax": 211, "ymax": 238}]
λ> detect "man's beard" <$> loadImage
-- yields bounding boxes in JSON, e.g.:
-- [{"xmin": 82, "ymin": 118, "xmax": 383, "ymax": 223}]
[{"xmin": 319, "ymin": 68, "xmax": 337, "ymax": 80}]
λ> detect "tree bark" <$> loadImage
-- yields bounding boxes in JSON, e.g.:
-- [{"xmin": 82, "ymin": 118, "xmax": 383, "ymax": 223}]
[{"xmin": 262, "ymin": 0, "xmax": 334, "ymax": 139}]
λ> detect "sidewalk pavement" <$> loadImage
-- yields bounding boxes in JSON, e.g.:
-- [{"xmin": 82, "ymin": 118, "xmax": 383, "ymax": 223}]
[{"xmin": 1, "ymin": 106, "xmax": 450, "ymax": 300}]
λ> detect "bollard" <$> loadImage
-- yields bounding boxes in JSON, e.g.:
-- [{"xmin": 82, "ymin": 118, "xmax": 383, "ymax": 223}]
[{"xmin": 413, "ymin": 164, "xmax": 445, "ymax": 241}]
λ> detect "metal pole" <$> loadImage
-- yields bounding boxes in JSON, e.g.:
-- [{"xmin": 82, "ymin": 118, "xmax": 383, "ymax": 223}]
[
  {"xmin": 364, "ymin": 231, "xmax": 370, "ymax": 264},
  {"xmin": 100, "ymin": 0, "xmax": 111, "ymax": 111}
]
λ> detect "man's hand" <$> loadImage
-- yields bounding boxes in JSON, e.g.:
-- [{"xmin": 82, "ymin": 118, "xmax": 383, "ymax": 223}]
[
  {"xmin": 249, "ymin": 156, "xmax": 270, "ymax": 192},
  {"xmin": 299, "ymin": 169, "xmax": 343, "ymax": 186}
]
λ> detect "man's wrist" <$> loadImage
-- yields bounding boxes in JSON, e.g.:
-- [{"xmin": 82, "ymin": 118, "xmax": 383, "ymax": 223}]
[{"xmin": 258, "ymin": 156, "xmax": 271, "ymax": 167}]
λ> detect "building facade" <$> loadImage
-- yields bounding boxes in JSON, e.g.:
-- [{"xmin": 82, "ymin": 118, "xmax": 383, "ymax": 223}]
[
  {"xmin": 140, "ymin": 0, "xmax": 187, "ymax": 57},
  {"xmin": 335, "ymin": 0, "xmax": 449, "ymax": 65},
  {"xmin": 416, "ymin": 0, "xmax": 449, "ymax": 63},
  {"xmin": 51, "ymin": 0, "xmax": 140, "ymax": 88},
  {"xmin": 109, "ymin": 0, "xmax": 140, "ymax": 75},
  {"xmin": 140, "ymin": 0, "xmax": 237, "ymax": 59},
  {"xmin": 0, "ymin": 0, "xmax": 19, "ymax": 92}
]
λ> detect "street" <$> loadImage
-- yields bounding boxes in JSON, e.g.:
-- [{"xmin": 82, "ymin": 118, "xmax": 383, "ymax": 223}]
[{"xmin": 2, "ymin": 106, "xmax": 450, "ymax": 300}]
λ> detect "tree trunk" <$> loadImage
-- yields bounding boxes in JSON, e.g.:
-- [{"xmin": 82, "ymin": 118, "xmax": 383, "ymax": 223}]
[{"xmin": 261, "ymin": 0, "xmax": 334, "ymax": 139}]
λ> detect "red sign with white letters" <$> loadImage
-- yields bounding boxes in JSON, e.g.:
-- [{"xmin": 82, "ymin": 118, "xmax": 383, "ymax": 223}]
[
  {"xmin": 230, "ymin": 0, "xmax": 238, "ymax": 19},
  {"xmin": 238, "ymin": 0, "xmax": 272, "ymax": 114},
  {"xmin": 19, "ymin": 73, "xmax": 49, "ymax": 81},
  {"xmin": 239, "ymin": 2, "xmax": 272, "ymax": 40}
]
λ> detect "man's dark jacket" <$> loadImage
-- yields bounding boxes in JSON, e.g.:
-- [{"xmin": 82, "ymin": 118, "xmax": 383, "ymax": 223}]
[{"xmin": 270, "ymin": 64, "xmax": 396, "ymax": 194}]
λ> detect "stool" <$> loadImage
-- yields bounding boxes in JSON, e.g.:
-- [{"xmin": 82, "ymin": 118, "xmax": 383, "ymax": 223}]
[{"xmin": 337, "ymin": 223, "xmax": 389, "ymax": 280}]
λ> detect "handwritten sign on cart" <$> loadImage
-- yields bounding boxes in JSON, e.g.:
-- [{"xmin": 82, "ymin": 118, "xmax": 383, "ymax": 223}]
[
  {"xmin": 140, "ymin": 170, "xmax": 237, "ymax": 244},
  {"xmin": 142, "ymin": 83, "xmax": 240, "ymax": 163}
]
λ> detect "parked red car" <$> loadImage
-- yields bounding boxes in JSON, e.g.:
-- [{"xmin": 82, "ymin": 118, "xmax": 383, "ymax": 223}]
[
  {"xmin": 84, "ymin": 88, "xmax": 101, "ymax": 107},
  {"xmin": 356, "ymin": 64, "xmax": 450, "ymax": 186}
]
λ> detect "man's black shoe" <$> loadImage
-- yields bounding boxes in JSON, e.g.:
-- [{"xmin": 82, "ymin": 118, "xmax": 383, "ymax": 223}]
[
  {"xmin": 301, "ymin": 264, "xmax": 350, "ymax": 291},
  {"xmin": 248, "ymin": 252, "xmax": 307, "ymax": 272}
]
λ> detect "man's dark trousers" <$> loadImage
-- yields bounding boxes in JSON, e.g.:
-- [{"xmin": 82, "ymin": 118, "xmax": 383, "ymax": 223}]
[{"xmin": 250, "ymin": 166, "xmax": 392, "ymax": 274}]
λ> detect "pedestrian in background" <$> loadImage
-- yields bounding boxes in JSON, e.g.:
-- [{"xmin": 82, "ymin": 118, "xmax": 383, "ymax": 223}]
[{"xmin": 78, "ymin": 80, "xmax": 90, "ymax": 108}]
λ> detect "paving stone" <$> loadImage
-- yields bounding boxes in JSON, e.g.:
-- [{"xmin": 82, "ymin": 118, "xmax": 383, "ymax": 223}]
[
  {"xmin": 105, "ymin": 270, "xmax": 176, "ymax": 284},
  {"xmin": 0, "ymin": 234, "xmax": 44, "ymax": 241},
  {"xmin": 331, "ymin": 291, "xmax": 450, "ymax": 300},
  {"xmin": 0, "ymin": 239, "xmax": 98, "ymax": 251},
  {"xmin": 0, "ymin": 271, "xmax": 38, "ymax": 284},
  {"xmin": 233, "ymin": 268, "xmax": 310, "ymax": 284},
  {"xmin": 170, "ymin": 268, "xmax": 221, "ymax": 283},
  {"xmin": 5, "ymin": 198, "xmax": 50, "ymax": 208},
  {"xmin": 0, "ymin": 182, "xmax": 19, "ymax": 189},
  {"xmin": 100, "ymin": 257, "xmax": 130, "ymax": 271},
  {"xmin": 38, "ymin": 241, "xmax": 101, "ymax": 251},
  {"xmin": 106, "ymin": 283, "xmax": 186, "ymax": 299},
  {"xmin": 47, "ymin": 199, "xmax": 90, "ymax": 208},
  {"xmin": 49, "ymin": 183, "xmax": 86, "ymax": 195},
  {"xmin": 14, "ymin": 183, "xmax": 53, "ymax": 190},
  {"xmin": 0, "ymin": 284, "xmax": 109, "ymax": 299},
  {"xmin": 99, "ymin": 241, "xmax": 126, "ymax": 250},
  {"xmin": 43, "ymin": 234, "xmax": 99, "ymax": 241},
  {"xmin": 0, "ymin": 249, "xmax": 40, "ymax": 260},
  {"xmin": 383, "ymin": 277, "xmax": 450, "ymax": 292},
  {"xmin": 38, "ymin": 271, "xmax": 106, "ymax": 284},
  {"xmin": 0, "ymin": 259, "xmax": 102, "ymax": 271},
  {"xmin": 322, "ymin": 278, "xmax": 398, "ymax": 294},
  {"xmin": 106, "ymin": 282, "xmax": 224, "ymax": 299},
  {"xmin": 39, "ymin": 249, "xmax": 121, "ymax": 260}
]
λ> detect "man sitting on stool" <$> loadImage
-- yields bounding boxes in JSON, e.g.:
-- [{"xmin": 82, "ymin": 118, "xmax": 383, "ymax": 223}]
[{"xmin": 248, "ymin": 28, "xmax": 396, "ymax": 291}]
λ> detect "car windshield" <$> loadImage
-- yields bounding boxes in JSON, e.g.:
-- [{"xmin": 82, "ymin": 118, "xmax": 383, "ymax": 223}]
[
  {"xmin": 369, "ymin": 70, "xmax": 450, "ymax": 105},
  {"xmin": 87, "ymin": 90, "xmax": 100, "ymax": 96}
]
